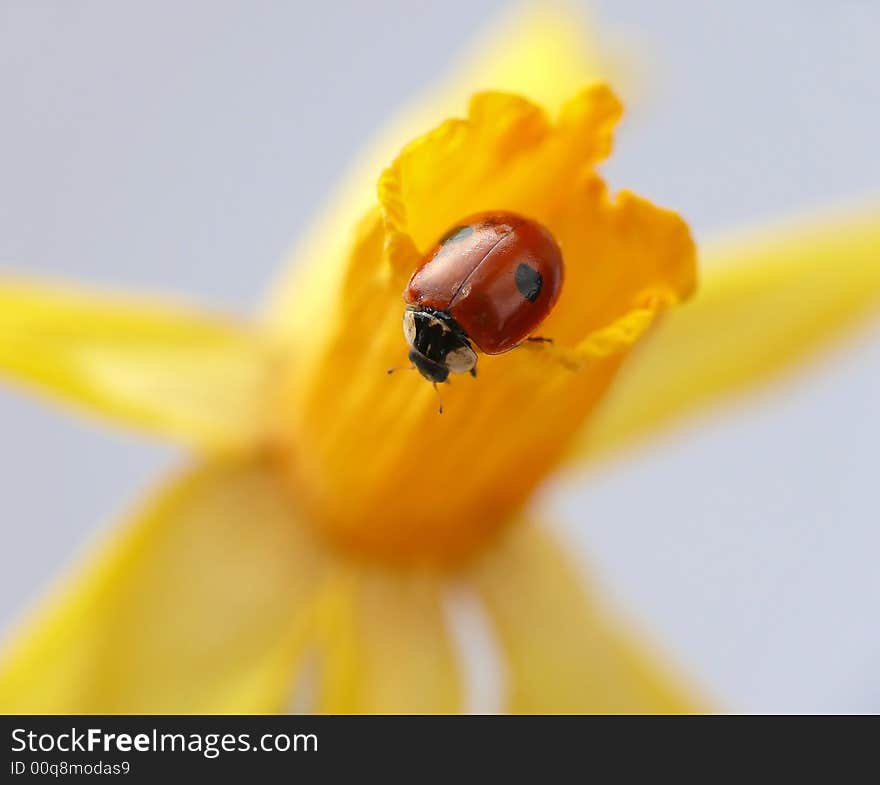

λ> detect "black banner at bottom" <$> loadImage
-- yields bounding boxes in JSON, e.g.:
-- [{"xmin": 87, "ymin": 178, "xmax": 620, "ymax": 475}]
[{"xmin": 0, "ymin": 714, "xmax": 873, "ymax": 780}]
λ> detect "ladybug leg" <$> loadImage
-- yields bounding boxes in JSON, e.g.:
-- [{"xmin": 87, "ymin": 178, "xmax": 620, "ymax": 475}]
[
  {"xmin": 469, "ymin": 367, "xmax": 477, "ymax": 378},
  {"xmin": 519, "ymin": 336, "xmax": 580, "ymax": 370}
]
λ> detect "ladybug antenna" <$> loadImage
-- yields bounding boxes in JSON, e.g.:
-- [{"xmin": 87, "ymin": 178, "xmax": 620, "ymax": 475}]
[
  {"xmin": 386, "ymin": 364, "xmax": 416, "ymax": 375},
  {"xmin": 432, "ymin": 382, "xmax": 444, "ymax": 415}
]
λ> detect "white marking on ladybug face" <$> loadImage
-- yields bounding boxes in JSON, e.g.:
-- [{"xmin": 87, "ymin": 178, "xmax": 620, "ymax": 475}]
[
  {"xmin": 403, "ymin": 310, "xmax": 417, "ymax": 347},
  {"xmin": 427, "ymin": 315, "xmax": 451, "ymax": 333},
  {"xmin": 445, "ymin": 344, "xmax": 477, "ymax": 375}
]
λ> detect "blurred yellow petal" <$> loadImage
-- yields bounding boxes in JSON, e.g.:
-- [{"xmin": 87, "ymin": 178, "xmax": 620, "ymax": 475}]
[
  {"xmin": 0, "ymin": 461, "xmax": 325, "ymax": 713},
  {"xmin": 471, "ymin": 523, "xmax": 703, "ymax": 713},
  {"xmin": 273, "ymin": 87, "xmax": 695, "ymax": 563},
  {"xmin": 456, "ymin": 2, "xmax": 613, "ymax": 111},
  {"xmin": 313, "ymin": 567, "xmax": 461, "ymax": 713},
  {"xmin": 576, "ymin": 203, "xmax": 880, "ymax": 462},
  {"xmin": 0, "ymin": 278, "xmax": 277, "ymax": 452}
]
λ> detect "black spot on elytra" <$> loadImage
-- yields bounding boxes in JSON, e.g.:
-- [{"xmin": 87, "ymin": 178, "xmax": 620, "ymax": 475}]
[
  {"xmin": 439, "ymin": 224, "xmax": 473, "ymax": 246},
  {"xmin": 515, "ymin": 263, "xmax": 542, "ymax": 302}
]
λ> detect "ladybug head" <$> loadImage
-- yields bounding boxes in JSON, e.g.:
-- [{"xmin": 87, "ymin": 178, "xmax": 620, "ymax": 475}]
[{"xmin": 403, "ymin": 307, "xmax": 477, "ymax": 384}]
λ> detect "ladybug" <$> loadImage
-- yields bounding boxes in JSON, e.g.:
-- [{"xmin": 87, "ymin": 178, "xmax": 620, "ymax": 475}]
[{"xmin": 402, "ymin": 210, "xmax": 564, "ymax": 383}]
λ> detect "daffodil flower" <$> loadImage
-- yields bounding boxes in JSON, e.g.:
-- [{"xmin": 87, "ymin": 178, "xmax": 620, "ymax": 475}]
[{"xmin": 0, "ymin": 9, "xmax": 878, "ymax": 714}]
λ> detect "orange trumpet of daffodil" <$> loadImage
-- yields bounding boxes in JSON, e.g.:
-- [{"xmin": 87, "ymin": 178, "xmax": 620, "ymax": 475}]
[{"xmin": 0, "ymin": 8, "xmax": 877, "ymax": 713}]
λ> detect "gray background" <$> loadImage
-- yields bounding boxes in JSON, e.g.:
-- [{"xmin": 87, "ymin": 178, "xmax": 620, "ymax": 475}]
[{"xmin": 1, "ymin": 1, "xmax": 878, "ymax": 712}]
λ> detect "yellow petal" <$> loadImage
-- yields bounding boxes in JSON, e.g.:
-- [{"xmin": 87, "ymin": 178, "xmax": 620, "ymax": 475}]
[
  {"xmin": 0, "ymin": 461, "xmax": 325, "ymax": 713},
  {"xmin": 470, "ymin": 523, "xmax": 704, "ymax": 713},
  {"xmin": 576, "ymin": 203, "xmax": 880, "ymax": 463},
  {"xmin": 379, "ymin": 87, "xmax": 622, "ymax": 261},
  {"xmin": 273, "ymin": 87, "xmax": 694, "ymax": 564},
  {"xmin": 312, "ymin": 566, "xmax": 461, "ymax": 713},
  {"xmin": 0, "ymin": 278, "xmax": 277, "ymax": 452}
]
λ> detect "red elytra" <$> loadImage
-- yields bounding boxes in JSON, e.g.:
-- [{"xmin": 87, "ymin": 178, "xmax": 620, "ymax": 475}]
[{"xmin": 403, "ymin": 211, "xmax": 564, "ymax": 354}]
